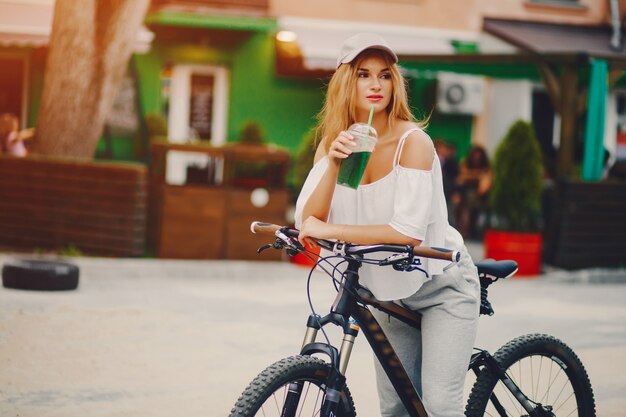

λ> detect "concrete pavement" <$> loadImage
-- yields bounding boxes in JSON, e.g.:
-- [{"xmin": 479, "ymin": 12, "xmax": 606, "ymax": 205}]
[{"xmin": 0, "ymin": 249, "xmax": 625, "ymax": 417}]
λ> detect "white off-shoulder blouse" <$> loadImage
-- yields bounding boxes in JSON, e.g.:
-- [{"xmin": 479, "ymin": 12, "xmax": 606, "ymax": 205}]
[{"xmin": 295, "ymin": 127, "xmax": 464, "ymax": 301}]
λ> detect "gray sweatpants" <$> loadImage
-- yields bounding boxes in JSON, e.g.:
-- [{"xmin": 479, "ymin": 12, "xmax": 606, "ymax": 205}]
[{"xmin": 370, "ymin": 249, "xmax": 480, "ymax": 417}]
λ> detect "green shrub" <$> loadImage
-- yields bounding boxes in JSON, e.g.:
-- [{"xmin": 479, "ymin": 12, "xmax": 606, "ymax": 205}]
[
  {"xmin": 238, "ymin": 121, "xmax": 266, "ymax": 145},
  {"xmin": 293, "ymin": 128, "xmax": 319, "ymax": 193},
  {"xmin": 145, "ymin": 113, "xmax": 168, "ymax": 138},
  {"xmin": 489, "ymin": 120, "xmax": 544, "ymax": 232}
]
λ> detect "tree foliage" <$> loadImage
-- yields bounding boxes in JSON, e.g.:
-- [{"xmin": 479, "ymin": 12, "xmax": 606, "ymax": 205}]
[{"xmin": 489, "ymin": 120, "xmax": 544, "ymax": 232}]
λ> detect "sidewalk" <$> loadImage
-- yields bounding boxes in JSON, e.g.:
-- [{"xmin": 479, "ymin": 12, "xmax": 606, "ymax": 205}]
[
  {"xmin": 2, "ymin": 239, "xmax": 624, "ymax": 283},
  {"xmin": 0, "ymin": 249, "xmax": 625, "ymax": 417},
  {"xmin": 466, "ymin": 239, "xmax": 626, "ymax": 283}
]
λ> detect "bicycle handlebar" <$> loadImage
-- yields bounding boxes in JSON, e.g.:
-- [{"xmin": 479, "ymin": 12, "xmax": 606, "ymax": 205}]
[{"xmin": 251, "ymin": 221, "xmax": 460, "ymax": 263}]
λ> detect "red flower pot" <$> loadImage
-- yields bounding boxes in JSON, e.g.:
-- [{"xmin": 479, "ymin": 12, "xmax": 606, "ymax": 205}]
[
  {"xmin": 290, "ymin": 245, "xmax": 320, "ymax": 267},
  {"xmin": 484, "ymin": 230, "xmax": 543, "ymax": 277}
]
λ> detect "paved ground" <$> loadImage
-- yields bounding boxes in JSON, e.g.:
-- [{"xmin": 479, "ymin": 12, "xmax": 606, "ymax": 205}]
[{"xmin": 0, "ymin": 250, "xmax": 625, "ymax": 417}]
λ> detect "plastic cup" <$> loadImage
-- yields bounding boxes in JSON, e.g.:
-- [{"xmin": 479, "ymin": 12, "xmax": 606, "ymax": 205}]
[{"xmin": 336, "ymin": 123, "xmax": 378, "ymax": 189}]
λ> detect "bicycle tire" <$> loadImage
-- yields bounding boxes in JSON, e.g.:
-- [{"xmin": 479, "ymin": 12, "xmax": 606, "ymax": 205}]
[
  {"xmin": 466, "ymin": 333, "xmax": 595, "ymax": 417},
  {"xmin": 229, "ymin": 355, "xmax": 356, "ymax": 417}
]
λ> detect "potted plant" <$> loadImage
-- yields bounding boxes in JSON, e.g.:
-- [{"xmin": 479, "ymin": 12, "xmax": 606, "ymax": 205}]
[
  {"xmin": 230, "ymin": 121, "xmax": 271, "ymax": 188},
  {"xmin": 484, "ymin": 120, "xmax": 544, "ymax": 276}
]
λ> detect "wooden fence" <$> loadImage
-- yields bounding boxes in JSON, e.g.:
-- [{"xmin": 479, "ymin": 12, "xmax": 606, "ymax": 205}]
[
  {"xmin": 0, "ymin": 155, "xmax": 147, "ymax": 256},
  {"xmin": 544, "ymin": 181, "xmax": 626, "ymax": 269}
]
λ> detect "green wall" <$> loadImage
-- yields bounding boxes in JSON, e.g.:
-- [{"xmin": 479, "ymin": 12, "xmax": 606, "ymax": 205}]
[
  {"xmin": 27, "ymin": 49, "xmax": 46, "ymax": 128},
  {"xmin": 229, "ymin": 33, "xmax": 324, "ymax": 153},
  {"xmin": 133, "ymin": 32, "xmax": 325, "ymax": 156}
]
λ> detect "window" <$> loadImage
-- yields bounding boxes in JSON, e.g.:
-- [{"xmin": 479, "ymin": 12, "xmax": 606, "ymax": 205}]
[
  {"xmin": 165, "ymin": 64, "xmax": 229, "ymax": 185},
  {"xmin": 167, "ymin": 64, "xmax": 229, "ymax": 145},
  {"xmin": 613, "ymin": 91, "xmax": 626, "ymax": 162}
]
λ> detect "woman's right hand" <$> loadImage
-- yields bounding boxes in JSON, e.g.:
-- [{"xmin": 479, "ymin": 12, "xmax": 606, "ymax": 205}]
[{"xmin": 327, "ymin": 131, "xmax": 356, "ymax": 166}]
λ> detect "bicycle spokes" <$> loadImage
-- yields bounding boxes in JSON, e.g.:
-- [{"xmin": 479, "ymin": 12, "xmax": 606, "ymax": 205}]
[
  {"xmin": 486, "ymin": 354, "xmax": 577, "ymax": 417},
  {"xmin": 258, "ymin": 380, "xmax": 328, "ymax": 417}
]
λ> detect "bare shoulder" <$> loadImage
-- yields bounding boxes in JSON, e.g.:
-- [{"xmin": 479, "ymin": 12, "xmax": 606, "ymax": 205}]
[{"xmin": 398, "ymin": 125, "xmax": 434, "ymax": 170}]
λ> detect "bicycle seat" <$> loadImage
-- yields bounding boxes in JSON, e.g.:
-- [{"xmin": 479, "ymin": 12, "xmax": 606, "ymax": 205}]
[
  {"xmin": 475, "ymin": 259, "xmax": 518, "ymax": 280},
  {"xmin": 475, "ymin": 259, "xmax": 517, "ymax": 316}
]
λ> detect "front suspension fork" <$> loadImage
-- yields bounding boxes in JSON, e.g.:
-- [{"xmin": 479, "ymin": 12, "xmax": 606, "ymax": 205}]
[
  {"xmin": 301, "ymin": 313, "xmax": 360, "ymax": 375},
  {"xmin": 296, "ymin": 314, "xmax": 360, "ymax": 416}
]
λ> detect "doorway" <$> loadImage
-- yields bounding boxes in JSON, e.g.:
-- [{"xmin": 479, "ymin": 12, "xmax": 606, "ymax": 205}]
[
  {"xmin": 167, "ymin": 64, "xmax": 228, "ymax": 145},
  {"xmin": 0, "ymin": 56, "xmax": 27, "ymax": 125},
  {"xmin": 165, "ymin": 64, "xmax": 229, "ymax": 185}
]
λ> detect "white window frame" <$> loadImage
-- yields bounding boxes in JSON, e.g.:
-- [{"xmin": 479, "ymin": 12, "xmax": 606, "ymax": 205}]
[
  {"xmin": 167, "ymin": 64, "xmax": 229, "ymax": 145},
  {"xmin": 165, "ymin": 64, "xmax": 229, "ymax": 185},
  {"xmin": 485, "ymin": 79, "xmax": 532, "ymax": 156},
  {"xmin": 607, "ymin": 88, "xmax": 626, "ymax": 164}
]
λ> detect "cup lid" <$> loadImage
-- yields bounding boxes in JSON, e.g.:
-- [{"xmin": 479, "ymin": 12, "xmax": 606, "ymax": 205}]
[{"xmin": 348, "ymin": 123, "xmax": 377, "ymax": 140}]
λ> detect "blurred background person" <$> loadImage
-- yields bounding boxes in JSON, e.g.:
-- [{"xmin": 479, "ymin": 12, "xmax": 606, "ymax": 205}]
[
  {"xmin": 434, "ymin": 139, "xmax": 459, "ymax": 225},
  {"xmin": 0, "ymin": 113, "xmax": 29, "ymax": 157},
  {"xmin": 453, "ymin": 145, "xmax": 491, "ymax": 239}
]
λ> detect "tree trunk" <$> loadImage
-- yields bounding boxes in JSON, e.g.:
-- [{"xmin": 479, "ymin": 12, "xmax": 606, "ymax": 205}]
[
  {"xmin": 32, "ymin": 0, "xmax": 150, "ymax": 158},
  {"xmin": 557, "ymin": 65, "xmax": 579, "ymax": 179}
]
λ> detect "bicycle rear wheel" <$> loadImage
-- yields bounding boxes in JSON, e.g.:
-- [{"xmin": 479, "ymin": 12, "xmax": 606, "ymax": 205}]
[
  {"xmin": 229, "ymin": 355, "xmax": 356, "ymax": 417},
  {"xmin": 466, "ymin": 334, "xmax": 595, "ymax": 417}
]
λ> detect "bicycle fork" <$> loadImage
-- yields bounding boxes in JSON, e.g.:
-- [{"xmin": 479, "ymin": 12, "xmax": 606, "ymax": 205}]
[
  {"xmin": 301, "ymin": 314, "xmax": 360, "ymax": 373},
  {"xmin": 277, "ymin": 313, "xmax": 360, "ymax": 417}
]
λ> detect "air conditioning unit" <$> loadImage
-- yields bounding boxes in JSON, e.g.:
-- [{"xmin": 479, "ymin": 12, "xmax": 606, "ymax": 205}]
[{"xmin": 436, "ymin": 72, "xmax": 485, "ymax": 115}]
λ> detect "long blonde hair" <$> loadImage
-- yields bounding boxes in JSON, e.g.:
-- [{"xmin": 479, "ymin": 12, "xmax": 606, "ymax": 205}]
[{"xmin": 317, "ymin": 50, "xmax": 422, "ymax": 152}]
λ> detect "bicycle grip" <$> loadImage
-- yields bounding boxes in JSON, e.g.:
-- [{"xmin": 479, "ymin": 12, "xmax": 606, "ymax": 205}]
[
  {"xmin": 250, "ymin": 221, "xmax": 280, "ymax": 235},
  {"xmin": 413, "ymin": 246, "xmax": 461, "ymax": 262}
]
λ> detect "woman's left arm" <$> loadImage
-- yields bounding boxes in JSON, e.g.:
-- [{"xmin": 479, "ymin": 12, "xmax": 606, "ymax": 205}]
[{"xmin": 299, "ymin": 130, "xmax": 434, "ymax": 247}]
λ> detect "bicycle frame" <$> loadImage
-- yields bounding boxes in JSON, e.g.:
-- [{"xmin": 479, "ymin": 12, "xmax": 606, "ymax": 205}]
[{"xmin": 297, "ymin": 257, "xmax": 550, "ymax": 417}]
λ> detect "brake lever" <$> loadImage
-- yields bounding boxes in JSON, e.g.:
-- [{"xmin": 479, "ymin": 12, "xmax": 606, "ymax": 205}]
[
  {"xmin": 256, "ymin": 243, "xmax": 275, "ymax": 253},
  {"xmin": 380, "ymin": 252, "xmax": 427, "ymax": 276},
  {"xmin": 276, "ymin": 231, "xmax": 305, "ymax": 252},
  {"xmin": 257, "ymin": 229, "xmax": 306, "ymax": 255},
  {"xmin": 379, "ymin": 252, "xmax": 412, "ymax": 266}
]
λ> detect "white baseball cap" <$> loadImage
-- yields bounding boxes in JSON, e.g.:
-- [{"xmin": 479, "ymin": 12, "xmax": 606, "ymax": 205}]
[{"xmin": 336, "ymin": 33, "xmax": 398, "ymax": 69}]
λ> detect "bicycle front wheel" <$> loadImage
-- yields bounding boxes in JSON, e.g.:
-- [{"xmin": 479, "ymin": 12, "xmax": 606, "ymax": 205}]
[
  {"xmin": 466, "ymin": 334, "xmax": 595, "ymax": 417},
  {"xmin": 229, "ymin": 355, "xmax": 356, "ymax": 417}
]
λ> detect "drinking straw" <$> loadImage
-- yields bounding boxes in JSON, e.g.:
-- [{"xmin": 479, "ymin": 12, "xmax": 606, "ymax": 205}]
[
  {"xmin": 364, "ymin": 105, "xmax": 375, "ymax": 144},
  {"xmin": 367, "ymin": 105, "xmax": 375, "ymax": 127}
]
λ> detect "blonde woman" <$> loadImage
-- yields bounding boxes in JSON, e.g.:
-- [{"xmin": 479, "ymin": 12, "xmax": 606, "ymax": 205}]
[{"xmin": 294, "ymin": 33, "xmax": 479, "ymax": 417}]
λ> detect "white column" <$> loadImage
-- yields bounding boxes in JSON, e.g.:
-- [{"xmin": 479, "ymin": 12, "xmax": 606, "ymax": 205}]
[{"xmin": 486, "ymin": 79, "xmax": 532, "ymax": 156}]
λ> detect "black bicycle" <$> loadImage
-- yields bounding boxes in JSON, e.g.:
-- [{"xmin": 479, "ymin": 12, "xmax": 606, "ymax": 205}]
[{"xmin": 229, "ymin": 222, "xmax": 595, "ymax": 417}]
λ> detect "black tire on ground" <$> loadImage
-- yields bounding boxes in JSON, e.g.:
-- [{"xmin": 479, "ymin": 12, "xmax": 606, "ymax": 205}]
[
  {"xmin": 2, "ymin": 259, "xmax": 79, "ymax": 291},
  {"xmin": 229, "ymin": 355, "xmax": 356, "ymax": 417},
  {"xmin": 466, "ymin": 333, "xmax": 595, "ymax": 417}
]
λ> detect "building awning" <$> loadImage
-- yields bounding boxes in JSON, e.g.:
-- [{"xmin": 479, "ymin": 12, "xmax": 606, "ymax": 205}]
[
  {"xmin": 484, "ymin": 18, "xmax": 626, "ymax": 180},
  {"xmin": 483, "ymin": 17, "xmax": 626, "ymax": 60},
  {"xmin": 0, "ymin": 0, "xmax": 154, "ymax": 52},
  {"xmin": 145, "ymin": 9, "xmax": 277, "ymax": 33},
  {"xmin": 277, "ymin": 16, "xmax": 479, "ymax": 71}
]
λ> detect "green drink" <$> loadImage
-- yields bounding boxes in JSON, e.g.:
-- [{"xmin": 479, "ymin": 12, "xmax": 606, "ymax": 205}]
[
  {"xmin": 337, "ymin": 152, "xmax": 372, "ymax": 188},
  {"xmin": 336, "ymin": 123, "xmax": 377, "ymax": 189}
]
